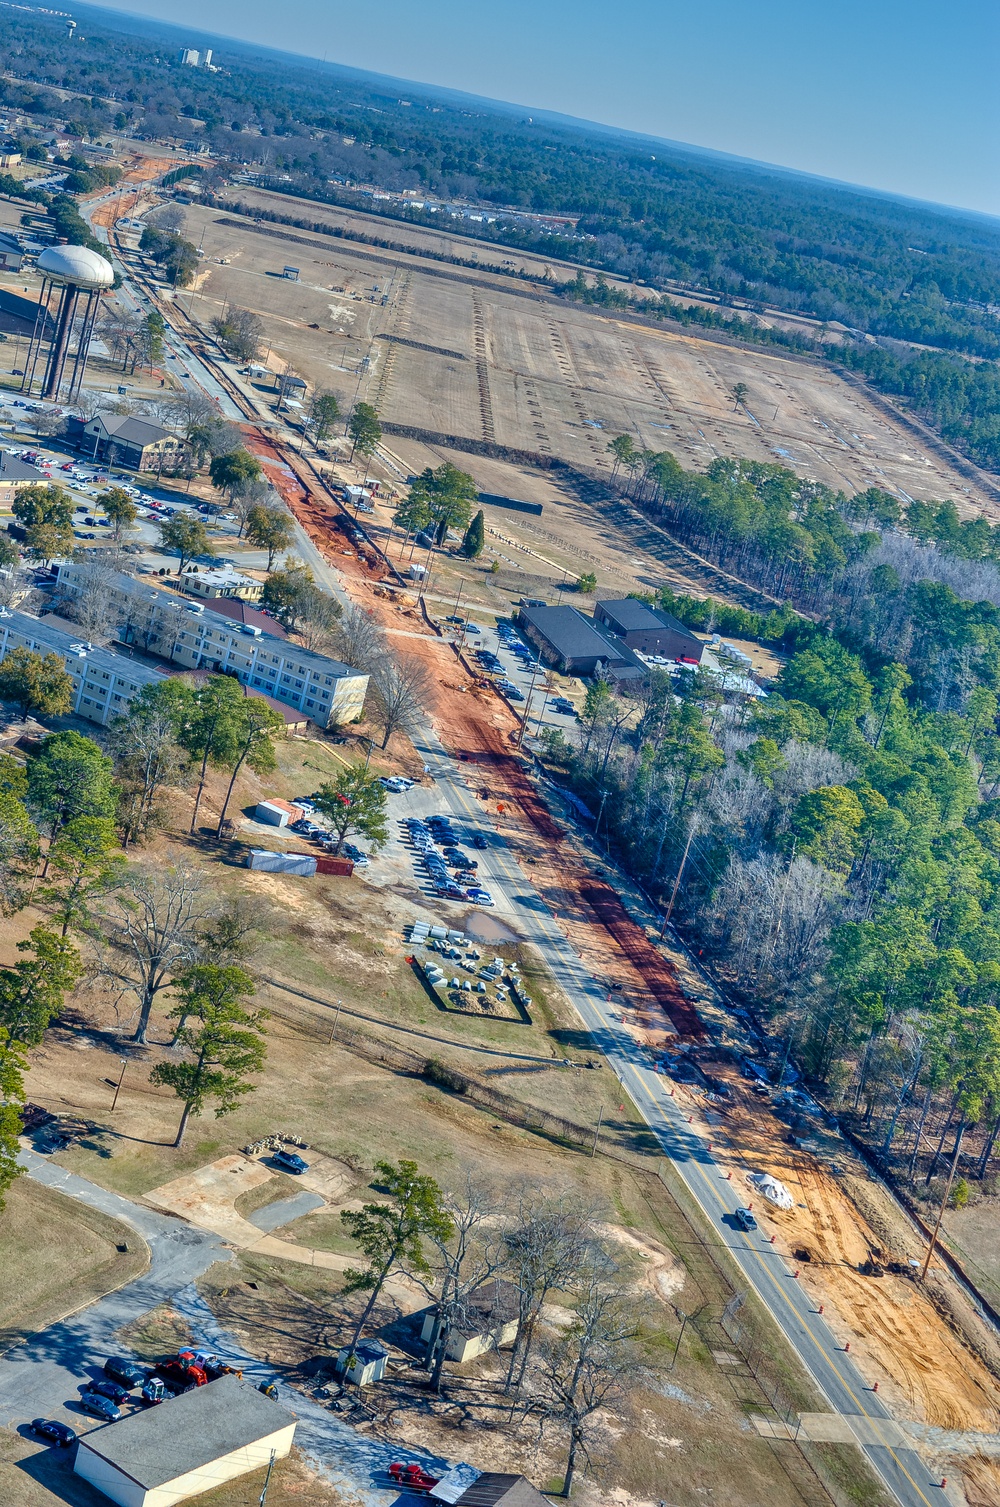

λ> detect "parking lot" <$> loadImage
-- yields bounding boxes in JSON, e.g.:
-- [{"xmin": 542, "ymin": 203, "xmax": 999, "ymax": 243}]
[
  {"xmin": 452, "ymin": 616, "xmax": 580, "ymax": 736},
  {"xmin": 0, "ymin": 395, "xmax": 249, "ymax": 564}
]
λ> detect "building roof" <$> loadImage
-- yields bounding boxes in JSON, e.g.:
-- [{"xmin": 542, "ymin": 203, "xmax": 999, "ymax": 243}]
[
  {"xmin": 520, "ymin": 604, "xmax": 626, "ymax": 663},
  {"xmin": 59, "ymin": 566, "xmax": 359, "ymax": 682},
  {"xmin": 0, "ymin": 608, "xmax": 165, "ymax": 688},
  {"xmin": 93, "ymin": 414, "xmax": 172, "ymax": 447},
  {"xmin": 0, "ymin": 233, "xmax": 22, "ymax": 255},
  {"xmin": 77, "ymin": 1375, "xmax": 296, "ymax": 1490},
  {"xmin": 257, "ymin": 798, "xmax": 303, "ymax": 817},
  {"xmin": 520, "ymin": 604, "xmax": 644, "ymax": 671},
  {"xmin": 596, "ymin": 598, "xmax": 700, "ymax": 640},
  {"xmin": 199, "ymin": 595, "xmax": 288, "ymax": 638},
  {"xmin": 432, "ymin": 1471, "xmax": 549, "ymax": 1507},
  {"xmin": 450, "ymin": 1279, "xmax": 519, "ymax": 1339},
  {"xmin": 0, "ymin": 453, "xmax": 42, "ymax": 483}
]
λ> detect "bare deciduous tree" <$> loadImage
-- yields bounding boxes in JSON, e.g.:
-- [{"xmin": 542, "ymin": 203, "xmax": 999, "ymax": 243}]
[
  {"xmin": 414, "ymin": 1173, "xmax": 508, "ymax": 1392},
  {"xmin": 536, "ymin": 1258, "xmax": 644, "ymax": 1497},
  {"xmin": 92, "ymin": 867, "xmax": 215, "ymax": 1043},
  {"xmin": 503, "ymin": 1198, "xmax": 596, "ymax": 1395},
  {"xmin": 369, "ymin": 653, "xmax": 428, "ymax": 748},
  {"xmin": 331, "ymin": 604, "xmax": 388, "ymax": 674}
]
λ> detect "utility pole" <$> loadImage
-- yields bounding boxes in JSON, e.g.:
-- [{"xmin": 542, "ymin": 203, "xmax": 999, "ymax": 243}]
[
  {"xmin": 259, "ymin": 1449, "xmax": 277, "ymax": 1506},
  {"xmin": 110, "ymin": 1058, "xmax": 127, "ymax": 1111},
  {"xmin": 920, "ymin": 1119, "xmax": 966, "ymax": 1282},
  {"xmin": 516, "ymin": 660, "xmax": 543, "ymax": 749},
  {"xmin": 660, "ymin": 818, "xmax": 697, "ymax": 938},
  {"xmin": 591, "ymin": 1104, "xmax": 603, "ymax": 1157}
]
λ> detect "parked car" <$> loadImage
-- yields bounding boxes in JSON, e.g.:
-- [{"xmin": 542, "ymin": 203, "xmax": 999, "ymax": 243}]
[
  {"xmin": 30, "ymin": 1419, "xmax": 76, "ymax": 1446},
  {"xmin": 734, "ymin": 1208, "xmax": 758, "ymax": 1232},
  {"xmin": 436, "ymin": 882, "xmax": 467, "ymax": 900},
  {"xmin": 272, "ymin": 1148, "xmax": 308, "ymax": 1174},
  {"xmin": 466, "ymin": 888, "xmax": 494, "ymax": 907},
  {"xmin": 470, "ymin": 832, "xmax": 490, "ymax": 848},
  {"xmin": 79, "ymin": 1391, "xmax": 121, "ymax": 1422},
  {"xmin": 104, "ymin": 1358, "xmax": 145, "ymax": 1389},
  {"xmin": 87, "ymin": 1379, "xmax": 130, "ymax": 1405}
]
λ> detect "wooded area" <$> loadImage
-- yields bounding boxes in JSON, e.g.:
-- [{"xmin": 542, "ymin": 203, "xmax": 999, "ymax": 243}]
[{"xmin": 544, "ymin": 443, "xmax": 1000, "ymax": 1207}]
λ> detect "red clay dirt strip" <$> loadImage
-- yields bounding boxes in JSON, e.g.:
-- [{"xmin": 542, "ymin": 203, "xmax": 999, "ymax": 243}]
[{"xmin": 254, "ymin": 434, "xmax": 705, "ymax": 1040}]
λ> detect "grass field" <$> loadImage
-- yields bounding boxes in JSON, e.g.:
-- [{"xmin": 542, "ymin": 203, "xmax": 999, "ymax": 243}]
[{"xmin": 0, "ymin": 1179, "xmax": 147, "ymax": 1349}]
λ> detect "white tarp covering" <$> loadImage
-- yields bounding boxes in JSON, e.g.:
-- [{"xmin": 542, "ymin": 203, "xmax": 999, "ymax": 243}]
[{"xmin": 747, "ymin": 1172, "xmax": 794, "ymax": 1210}]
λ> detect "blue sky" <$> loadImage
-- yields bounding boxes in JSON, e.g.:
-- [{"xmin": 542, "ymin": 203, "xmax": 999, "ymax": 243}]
[{"xmin": 94, "ymin": 0, "xmax": 1000, "ymax": 215}]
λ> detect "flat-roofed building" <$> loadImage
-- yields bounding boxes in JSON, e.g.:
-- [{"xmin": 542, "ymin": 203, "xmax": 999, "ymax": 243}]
[
  {"xmin": 180, "ymin": 566, "xmax": 263, "ymax": 602},
  {"xmin": 0, "ymin": 608, "xmax": 165, "ymax": 725},
  {"xmin": 73, "ymin": 1374, "xmax": 296, "ymax": 1507},
  {"xmin": 55, "ymin": 563, "xmax": 368, "ymax": 727},
  {"xmin": 593, "ymin": 598, "xmax": 704, "ymax": 662}
]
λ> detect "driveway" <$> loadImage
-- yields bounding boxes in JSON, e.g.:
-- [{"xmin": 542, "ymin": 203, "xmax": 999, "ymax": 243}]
[{"xmin": 0, "ymin": 1154, "xmax": 443, "ymax": 1503}]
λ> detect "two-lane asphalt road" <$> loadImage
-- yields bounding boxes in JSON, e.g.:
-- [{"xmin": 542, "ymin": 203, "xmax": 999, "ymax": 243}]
[{"xmin": 409, "ymin": 729, "xmax": 948, "ymax": 1507}]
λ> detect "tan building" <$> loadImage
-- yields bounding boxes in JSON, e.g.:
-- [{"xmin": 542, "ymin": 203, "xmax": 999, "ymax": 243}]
[
  {"xmin": 0, "ymin": 451, "xmax": 42, "ymax": 506},
  {"xmin": 181, "ymin": 566, "xmax": 263, "ymax": 602},
  {"xmin": 0, "ymin": 607, "xmax": 165, "ymax": 726},
  {"xmin": 420, "ymin": 1280, "xmax": 519, "ymax": 1364},
  {"xmin": 73, "ymin": 1375, "xmax": 297, "ymax": 1507},
  {"xmin": 55, "ymin": 562, "xmax": 368, "ymax": 727},
  {"xmin": 70, "ymin": 413, "xmax": 183, "ymax": 473}
]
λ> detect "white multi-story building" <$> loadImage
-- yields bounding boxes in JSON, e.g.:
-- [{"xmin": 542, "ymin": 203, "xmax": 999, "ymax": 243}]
[
  {"xmin": 0, "ymin": 610, "xmax": 165, "ymax": 726},
  {"xmin": 55, "ymin": 564, "xmax": 369, "ymax": 728}
]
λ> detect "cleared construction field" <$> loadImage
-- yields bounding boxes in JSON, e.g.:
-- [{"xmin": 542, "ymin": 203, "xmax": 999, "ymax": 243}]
[{"xmin": 174, "ymin": 196, "xmax": 995, "ymax": 519}]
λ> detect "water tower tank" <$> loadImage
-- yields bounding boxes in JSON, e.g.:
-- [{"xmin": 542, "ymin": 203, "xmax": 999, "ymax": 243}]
[{"xmin": 37, "ymin": 245, "xmax": 114, "ymax": 290}]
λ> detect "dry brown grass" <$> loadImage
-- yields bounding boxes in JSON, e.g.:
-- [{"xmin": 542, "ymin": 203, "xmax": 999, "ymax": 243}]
[{"xmin": 0, "ymin": 1179, "xmax": 147, "ymax": 1348}]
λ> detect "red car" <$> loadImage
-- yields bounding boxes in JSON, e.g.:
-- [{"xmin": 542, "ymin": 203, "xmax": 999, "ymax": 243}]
[{"xmin": 388, "ymin": 1464, "xmax": 440, "ymax": 1494}]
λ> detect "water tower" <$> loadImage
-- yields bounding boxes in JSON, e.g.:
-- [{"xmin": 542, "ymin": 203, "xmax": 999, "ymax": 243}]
[
  {"xmin": 22, "ymin": 244, "xmax": 115, "ymax": 403},
  {"xmin": 66, "ymin": 19, "xmax": 77, "ymax": 38}
]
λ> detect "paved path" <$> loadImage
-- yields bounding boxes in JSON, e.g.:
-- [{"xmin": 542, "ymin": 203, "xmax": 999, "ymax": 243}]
[
  {"xmin": 0, "ymin": 1152, "xmax": 228, "ymax": 1435},
  {"xmin": 0, "ymin": 1154, "xmax": 442, "ymax": 1501}
]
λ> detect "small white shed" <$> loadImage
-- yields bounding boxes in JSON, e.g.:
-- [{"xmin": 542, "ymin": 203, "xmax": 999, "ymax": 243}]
[
  {"xmin": 73, "ymin": 1374, "xmax": 296, "ymax": 1507},
  {"xmin": 335, "ymin": 1337, "xmax": 389, "ymax": 1386},
  {"xmin": 254, "ymin": 799, "xmax": 304, "ymax": 828}
]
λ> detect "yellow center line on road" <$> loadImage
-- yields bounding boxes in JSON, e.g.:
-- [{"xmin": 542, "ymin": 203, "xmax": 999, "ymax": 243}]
[
  {"xmin": 424, "ymin": 756, "xmax": 935, "ymax": 1503},
  {"xmin": 617, "ymin": 1058, "xmax": 940, "ymax": 1507}
]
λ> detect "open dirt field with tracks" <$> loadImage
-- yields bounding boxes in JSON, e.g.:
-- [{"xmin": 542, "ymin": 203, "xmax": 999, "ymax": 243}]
[{"xmin": 174, "ymin": 195, "xmax": 997, "ymax": 520}]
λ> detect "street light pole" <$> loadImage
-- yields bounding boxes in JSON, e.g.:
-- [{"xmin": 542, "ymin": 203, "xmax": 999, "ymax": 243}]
[{"xmin": 110, "ymin": 1058, "xmax": 127, "ymax": 1111}]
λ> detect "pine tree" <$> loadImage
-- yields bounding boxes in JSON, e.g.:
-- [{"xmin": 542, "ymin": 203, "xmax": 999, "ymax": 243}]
[{"xmin": 462, "ymin": 509, "xmax": 485, "ymax": 558}]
